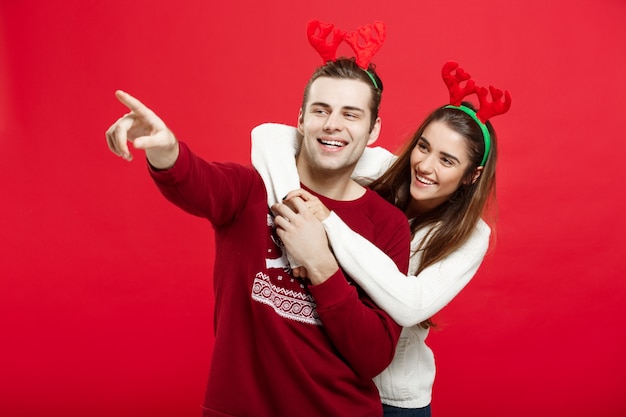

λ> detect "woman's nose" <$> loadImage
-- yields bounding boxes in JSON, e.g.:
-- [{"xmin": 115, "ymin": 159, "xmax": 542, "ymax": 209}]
[{"xmin": 417, "ymin": 154, "xmax": 436, "ymax": 174}]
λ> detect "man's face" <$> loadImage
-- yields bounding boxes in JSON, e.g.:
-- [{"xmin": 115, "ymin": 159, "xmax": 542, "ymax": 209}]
[{"xmin": 297, "ymin": 77, "xmax": 380, "ymax": 179}]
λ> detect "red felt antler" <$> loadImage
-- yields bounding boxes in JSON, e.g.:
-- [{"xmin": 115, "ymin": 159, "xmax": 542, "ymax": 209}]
[
  {"xmin": 475, "ymin": 85, "xmax": 512, "ymax": 123},
  {"xmin": 442, "ymin": 61, "xmax": 512, "ymax": 122},
  {"xmin": 442, "ymin": 61, "xmax": 476, "ymax": 106},
  {"xmin": 343, "ymin": 21, "xmax": 386, "ymax": 69},
  {"xmin": 307, "ymin": 20, "xmax": 346, "ymax": 64}
]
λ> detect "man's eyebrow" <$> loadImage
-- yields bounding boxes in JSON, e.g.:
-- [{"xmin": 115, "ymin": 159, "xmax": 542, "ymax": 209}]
[
  {"xmin": 341, "ymin": 105, "xmax": 365, "ymax": 114},
  {"xmin": 309, "ymin": 101, "xmax": 331, "ymax": 109},
  {"xmin": 309, "ymin": 102, "xmax": 365, "ymax": 114}
]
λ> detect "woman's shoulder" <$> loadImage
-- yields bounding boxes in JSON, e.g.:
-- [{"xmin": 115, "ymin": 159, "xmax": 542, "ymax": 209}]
[{"xmin": 475, "ymin": 218, "xmax": 491, "ymax": 240}]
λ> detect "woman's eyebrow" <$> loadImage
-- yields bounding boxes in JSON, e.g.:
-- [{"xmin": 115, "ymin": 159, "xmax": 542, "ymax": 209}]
[
  {"xmin": 420, "ymin": 136, "xmax": 461, "ymax": 163},
  {"xmin": 440, "ymin": 151, "xmax": 460, "ymax": 163}
]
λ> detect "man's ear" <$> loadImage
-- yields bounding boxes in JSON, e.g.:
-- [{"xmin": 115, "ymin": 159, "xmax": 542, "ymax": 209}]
[
  {"xmin": 469, "ymin": 166, "xmax": 484, "ymax": 184},
  {"xmin": 297, "ymin": 108, "xmax": 304, "ymax": 135},
  {"xmin": 367, "ymin": 117, "xmax": 382, "ymax": 146}
]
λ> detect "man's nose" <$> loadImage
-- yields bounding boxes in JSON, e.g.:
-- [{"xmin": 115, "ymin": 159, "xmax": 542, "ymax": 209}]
[{"xmin": 323, "ymin": 112, "xmax": 343, "ymax": 131}]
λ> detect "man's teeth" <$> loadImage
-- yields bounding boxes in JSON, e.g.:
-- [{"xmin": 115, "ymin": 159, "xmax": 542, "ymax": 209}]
[
  {"xmin": 320, "ymin": 139, "xmax": 344, "ymax": 147},
  {"xmin": 417, "ymin": 174, "xmax": 436, "ymax": 185}
]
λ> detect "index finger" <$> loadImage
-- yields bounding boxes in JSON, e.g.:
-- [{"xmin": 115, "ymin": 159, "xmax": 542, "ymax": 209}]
[
  {"xmin": 289, "ymin": 196, "xmax": 311, "ymax": 215},
  {"xmin": 115, "ymin": 90, "xmax": 156, "ymax": 119},
  {"xmin": 271, "ymin": 202, "xmax": 296, "ymax": 218}
]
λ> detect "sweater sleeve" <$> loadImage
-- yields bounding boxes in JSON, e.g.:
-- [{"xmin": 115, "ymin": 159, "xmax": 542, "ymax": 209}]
[
  {"xmin": 250, "ymin": 123, "xmax": 304, "ymax": 268},
  {"xmin": 322, "ymin": 212, "xmax": 491, "ymax": 327},
  {"xmin": 307, "ymin": 270, "xmax": 403, "ymax": 379},
  {"xmin": 150, "ymin": 141, "xmax": 259, "ymax": 227},
  {"xmin": 352, "ymin": 146, "xmax": 397, "ymax": 186},
  {"xmin": 250, "ymin": 123, "xmax": 301, "ymax": 207},
  {"xmin": 308, "ymin": 208, "xmax": 409, "ymax": 379}
]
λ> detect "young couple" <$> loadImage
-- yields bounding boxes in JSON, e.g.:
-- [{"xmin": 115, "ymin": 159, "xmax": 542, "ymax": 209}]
[{"xmin": 105, "ymin": 19, "xmax": 510, "ymax": 417}]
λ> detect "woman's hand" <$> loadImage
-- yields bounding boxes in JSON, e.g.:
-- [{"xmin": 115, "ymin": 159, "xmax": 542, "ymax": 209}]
[{"xmin": 282, "ymin": 189, "xmax": 331, "ymax": 221}]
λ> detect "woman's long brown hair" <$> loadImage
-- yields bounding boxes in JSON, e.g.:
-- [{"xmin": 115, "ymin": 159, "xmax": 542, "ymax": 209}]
[{"xmin": 369, "ymin": 103, "xmax": 498, "ymax": 328}]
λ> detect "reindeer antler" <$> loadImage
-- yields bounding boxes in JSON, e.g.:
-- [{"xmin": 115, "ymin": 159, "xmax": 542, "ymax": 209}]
[
  {"xmin": 475, "ymin": 85, "xmax": 512, "ymax": 122},
  {"xmin": 307, "ymin": 20, "xmax": 346, "ymax": 64},
  {"xmin": 441, "ymin": 61, "xmax": 512, "ymax": 166},
  {"xmin": 442, "ymin": 61, "xmax": 476, "ymax": 106},
  {"xmin": 343, "ymin": 21, "xmax": 386, "ymax": 69}
]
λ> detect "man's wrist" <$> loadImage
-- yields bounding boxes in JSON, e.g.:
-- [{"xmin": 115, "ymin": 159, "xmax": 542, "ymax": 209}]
[
  {"xmin": 146, "ymin": 142, "xmax": 180, "ymax": 170},
  {"xmin": 305, "ymin": 256, "xmax": 340, "ymax": 285}
]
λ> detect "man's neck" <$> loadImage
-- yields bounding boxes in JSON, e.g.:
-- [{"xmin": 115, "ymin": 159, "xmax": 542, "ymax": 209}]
[{"xmin": 296, "ymin": 161, "xmax": 365, "ymax": 201}]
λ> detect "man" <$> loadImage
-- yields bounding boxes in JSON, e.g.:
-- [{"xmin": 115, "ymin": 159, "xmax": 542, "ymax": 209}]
[{"xmin": 105, "ymin": 57, "xmax": 410, "ymax": 417}]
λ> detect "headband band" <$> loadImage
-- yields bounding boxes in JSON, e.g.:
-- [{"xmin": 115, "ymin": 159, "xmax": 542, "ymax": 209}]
[
  {"xmin": 364, "ymin": 70, "xmax": 379, "ymax": 90},
  {"xmin": 444, "ymin": 104, "xmax": 491, "ymax": 167}
]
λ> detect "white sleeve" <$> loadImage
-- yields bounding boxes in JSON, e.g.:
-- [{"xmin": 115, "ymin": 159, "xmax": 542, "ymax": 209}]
[
  {"xmin": 352, "ymin": 146, "xmax": 397, "ymax": 186},
  {"xmin": 322, "ymin": 212, "xmax": 491, "ymax": 327},
  {"xmin": 251, "ymin": 123, "xmax": 301, "ymax": 207}
]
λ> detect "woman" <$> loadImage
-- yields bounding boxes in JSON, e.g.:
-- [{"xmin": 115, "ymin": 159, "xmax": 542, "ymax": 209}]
[{"xmin": 251, "ymin": 62, "xmax": 511, "ymax": 416}]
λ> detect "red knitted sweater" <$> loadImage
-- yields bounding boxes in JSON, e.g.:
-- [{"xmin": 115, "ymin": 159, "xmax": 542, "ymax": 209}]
[{"xmin": 150, "ymin": 142, "xmax": 410, "ymax": 417}]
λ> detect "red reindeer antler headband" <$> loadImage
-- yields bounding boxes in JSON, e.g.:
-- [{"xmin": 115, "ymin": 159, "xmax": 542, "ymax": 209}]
[
  {"xmin": 343, "ymin": 21, "xmax": 386, "ymax": 69},
  {"xmin": 442, "ymin": 61, "xmax": 512, "ymax": 166},
  {"xmin": 307, "ymin": 20, "xmax": 346, "ymax": 64},
  {"xmin": 307, "ymin": 19, "xmax": 387, "ymax": 89}
]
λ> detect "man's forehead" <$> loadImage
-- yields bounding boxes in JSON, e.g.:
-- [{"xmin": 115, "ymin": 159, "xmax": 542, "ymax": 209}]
[{"xmin": 306, "ymin": 77, "xmax": 372, "ymax": 111}]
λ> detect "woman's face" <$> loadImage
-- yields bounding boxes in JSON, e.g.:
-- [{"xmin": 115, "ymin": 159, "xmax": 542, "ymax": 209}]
[{"xmin": 406, "ymin": 120, "xmax": 480, "ymax": 216}]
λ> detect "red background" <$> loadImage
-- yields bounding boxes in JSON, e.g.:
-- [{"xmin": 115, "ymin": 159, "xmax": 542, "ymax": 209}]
[{"xmin": 1, "ymin": 1, "xmax": 625, "ymax": 416}]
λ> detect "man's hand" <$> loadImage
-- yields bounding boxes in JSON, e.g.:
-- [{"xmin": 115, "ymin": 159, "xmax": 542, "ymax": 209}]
[
  {"xmin": 272, "ymin": 197, "xmax": 338, "ymax": 285},
  {"xmin": 105, "ymin": 90, "xmax": 179, "ymax": 169},
  {"xmin": 279, "ymin": 189, "xmax": 333, "ymax": 279}
]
